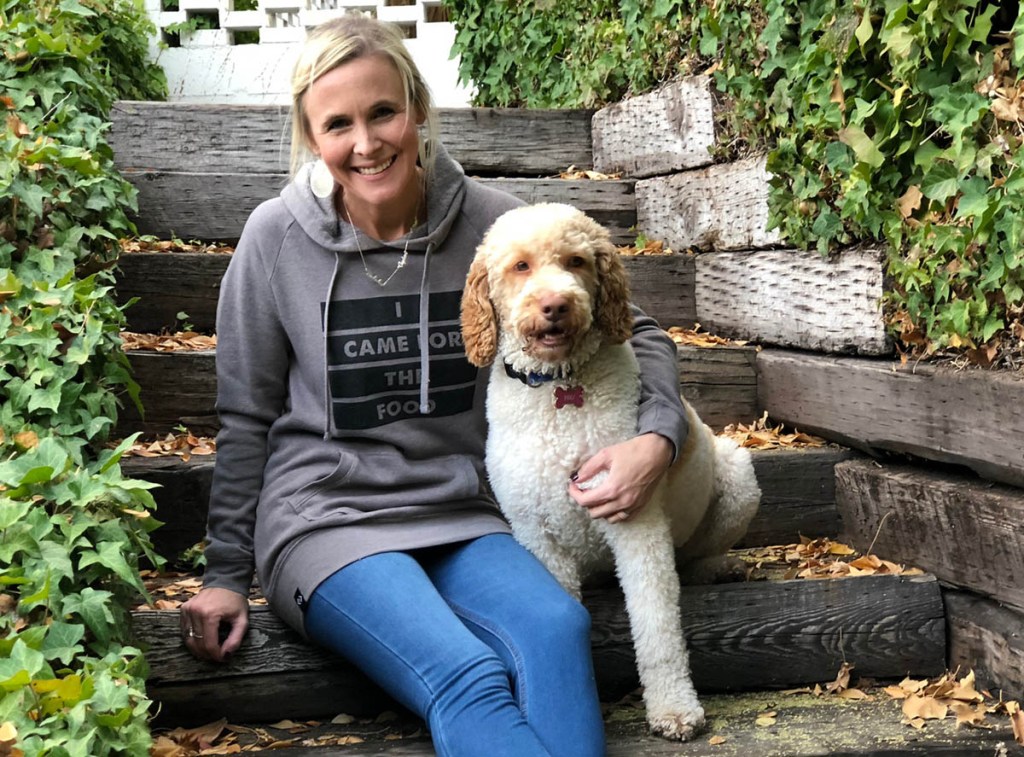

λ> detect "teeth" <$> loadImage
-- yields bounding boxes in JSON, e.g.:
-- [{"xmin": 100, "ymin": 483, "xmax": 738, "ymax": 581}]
[{"xmin": 356, "ymin": 157, "xmax": 394, "ymax": 176}]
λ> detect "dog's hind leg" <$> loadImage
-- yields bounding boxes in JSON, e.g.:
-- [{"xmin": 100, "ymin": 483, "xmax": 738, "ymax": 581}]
[
  {"xmin": 602, "ymin": 512, "xmax": 705, "ymax": 741},
  {"xmin": 676, "ymin": 435, "xmax": 761, "ymax": 584}
]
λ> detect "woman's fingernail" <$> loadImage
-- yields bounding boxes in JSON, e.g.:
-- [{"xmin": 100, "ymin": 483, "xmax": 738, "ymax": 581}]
[{"xmin": 570, "ymin": 471, "xmax": 578, "ymax": 481}]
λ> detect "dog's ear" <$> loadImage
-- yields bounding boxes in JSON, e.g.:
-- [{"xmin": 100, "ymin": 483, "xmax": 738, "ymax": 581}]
[
  {"xmin": 460, "ymin": 252, "xmax": 498, "ymax": 367},
  {"xmin": 595, "ymin": 239, "xmax": 634, "ymax": 344}
]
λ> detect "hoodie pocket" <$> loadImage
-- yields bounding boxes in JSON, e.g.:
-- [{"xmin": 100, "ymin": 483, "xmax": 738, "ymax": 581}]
[{"xmin": 285, "ymin": 448, "xmax": 482, "ymax": 523}]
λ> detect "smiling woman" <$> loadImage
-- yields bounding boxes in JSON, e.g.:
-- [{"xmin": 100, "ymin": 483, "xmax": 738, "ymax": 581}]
[{"xmin": 175, "ymin": 13, "xmax": 692, "ymax": 757}]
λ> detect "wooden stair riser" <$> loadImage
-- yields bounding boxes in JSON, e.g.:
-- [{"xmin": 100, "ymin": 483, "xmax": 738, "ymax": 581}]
[
  {"xmin": 122, "ymin": 174, "xmax": 639, "ymax": 247},
  {"xmin": 118, "ymin": 343, "xmax": 757, "ymax": 439},
  {"xmin": 110, "ymin": 102, "xmax": 596, "ymax": 177},
  {"xmin": 115, "ymin": 251, "xmax": 694, "ymax": 336},
  {"xmin": 133, "ymin": 573, "xmax": 945, "ymax": 725},
  {"xmin": 945, "ymin": 590, "xmax": 1024, "ymax": 701},
  {"xmin": 835, "ymin": 459, "xmax": 1024, "ymax": 702},
  {"xmin": 126, "ymin": 446, "xmax": 847, "ymax": 563},
  {"xmin": 758, "ymin": 349, "xmax": 1024, "ymax": 490}
]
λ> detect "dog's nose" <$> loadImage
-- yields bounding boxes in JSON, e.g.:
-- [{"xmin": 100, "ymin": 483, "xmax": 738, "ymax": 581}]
[{"xmin": 538, "ymin": 293, "xmax": 570, "ymax": 321}]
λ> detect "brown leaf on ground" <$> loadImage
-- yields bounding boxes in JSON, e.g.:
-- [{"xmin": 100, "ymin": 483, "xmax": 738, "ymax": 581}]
[
  {"xmin": 559, "ymin": 165, "xmax": 622, "ymax": 181},
  {"xmin": 121, "ymin": 238, "xmax": 234, "ymax": 255},
  {"xmin": 902, "ymin": 694, "xmax": 949, "ymax": 722},
  {"xmin": 121, "ymin": 331, "xmax": 217, "ymax": 352},
  {"xmin": 617, "ymin": 237, "xmax": 674, "ymax": 256},
  {"xmin": 1007, "ymin": 700, "xmax": 1024, "ymax": 745},
  {"xmin": 666, "ymin": 324, "xmax": 749, "ymax": 348},
  {"xmin": 117, "ymin": 431, "xmax": 217, "ymax": 461},
  {"xmin": 720, "ymin": 412, "xmax": 826, "ymax": 450}
]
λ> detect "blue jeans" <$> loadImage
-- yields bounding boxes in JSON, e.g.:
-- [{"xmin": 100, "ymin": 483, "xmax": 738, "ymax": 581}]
[{"xmin": 304, "ymin": 533, "xmax": 606, "ymax": 757}]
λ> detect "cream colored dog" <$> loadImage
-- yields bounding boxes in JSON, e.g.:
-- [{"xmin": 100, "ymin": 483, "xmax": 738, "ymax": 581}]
[{"xmin": 460, "ymin": 203, "xmax": 761, "ymax": 741}]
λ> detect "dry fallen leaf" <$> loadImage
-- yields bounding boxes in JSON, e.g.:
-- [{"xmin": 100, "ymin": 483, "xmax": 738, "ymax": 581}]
[
  {"xmin": 1008, "ymin": 700, "xmax": 1024, "ymax": 745},
  {"xmin": 902, "ymin": 694, "xmax": 950, "ymax": 722},
  {"xmin": 708, "ymin": 734, "xmax": 727, "ymax": 745},
  {"xmin": 666, "ymin": 324, "xmax": 748, "ymax": 348},
  {"xmin": 720, "ymin": 411, "xmax": 826, "ymax": 451}
]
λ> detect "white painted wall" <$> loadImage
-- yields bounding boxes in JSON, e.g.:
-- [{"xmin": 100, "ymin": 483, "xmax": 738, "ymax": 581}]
[{"xmin": 145, "ymin": 0, "xmax": 474, "ymax": 107}]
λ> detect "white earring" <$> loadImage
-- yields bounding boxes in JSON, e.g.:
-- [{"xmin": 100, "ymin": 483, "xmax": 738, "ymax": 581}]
[{"xmin": 310, "ymin": 159, "xmax": 335, "ymax": 199}]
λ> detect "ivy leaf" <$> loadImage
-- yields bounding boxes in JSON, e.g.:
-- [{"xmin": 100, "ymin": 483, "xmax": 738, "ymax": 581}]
[
  {"xmin": 920, "ymin": 162, "xmax": 960, "ymax": 203},
  {"xmin": 838, "ymin": 125, "xmax": 885, "ymax": 168},
  {"xmin": 0, "ymin": 437, "xmax": 69, "ymax": 488},
  {"xmin": 61, "ymin": 588, "xmax": 115, "ymax": 646},
  {"xmin": 41, "ymin": 622, "xmax": 86, "ymax": 666},
  {"xmin": 79, "ymin": 541, "xmax": 146, "ymax": 595},
  {"xmin": 0, "ymin": 640, "xmax": 48, "ymax": 691},
  {"xmin": 855, "ymin": 9, "xmax": 874, "ymax": 47},
  {"xmin": 955, "ymin": 177, "xmax": 991, "ymax": 220}
]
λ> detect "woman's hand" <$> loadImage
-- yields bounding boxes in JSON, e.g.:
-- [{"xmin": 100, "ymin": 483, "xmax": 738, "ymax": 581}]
[
  {"xmin": 568, "ymin": 433, "xmax": 674, "ymax": 523},
  {"xmin": 179, "ymin": 587, "xmax": 249, "ymax": 663}
]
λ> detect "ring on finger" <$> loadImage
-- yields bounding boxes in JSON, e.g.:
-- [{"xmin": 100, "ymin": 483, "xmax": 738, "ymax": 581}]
[{"xmin": 185, "ymin": 628, "xmax": 204, "ymax": 639}]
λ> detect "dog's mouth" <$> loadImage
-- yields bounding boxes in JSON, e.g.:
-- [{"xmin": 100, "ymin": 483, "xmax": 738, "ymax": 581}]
[{"xmin": 535, "ymin": 326, "xmax": 570, "ymax": 348}]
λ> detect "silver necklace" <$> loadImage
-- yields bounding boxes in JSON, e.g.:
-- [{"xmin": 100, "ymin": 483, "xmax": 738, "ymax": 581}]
[{"xmin": 342, "ymin": 195, "xmax": 417, "ymax": 288}]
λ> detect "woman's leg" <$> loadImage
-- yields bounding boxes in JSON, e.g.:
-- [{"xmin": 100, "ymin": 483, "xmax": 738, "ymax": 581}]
[
  {"xmin": 422, "ymin": 534, "xmax": 606, "ymax": 757},
  {"xmin": 304, "ymin": 550, "xmax": 553, "ymax": 757}
]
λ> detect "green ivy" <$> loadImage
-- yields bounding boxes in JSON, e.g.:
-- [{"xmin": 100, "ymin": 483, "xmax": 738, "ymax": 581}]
[
  {"xmin": 447, "ymin": 0, "xmax": 1024, "ymax": 359},
  {"xmin": 1, "ymin": 0, "xmax": 167, "ymax": 754}
]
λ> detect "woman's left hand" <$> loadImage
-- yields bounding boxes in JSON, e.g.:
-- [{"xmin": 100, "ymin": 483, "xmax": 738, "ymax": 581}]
[{"xmin": 568, "ymin": 433, "xmax": 674, "ymax": 523}]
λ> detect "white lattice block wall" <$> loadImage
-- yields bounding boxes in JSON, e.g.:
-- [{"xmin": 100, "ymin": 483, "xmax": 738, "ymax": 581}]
[{"xmin": 147, "ymin": 0, "xmax": 473, "ymax": 106}]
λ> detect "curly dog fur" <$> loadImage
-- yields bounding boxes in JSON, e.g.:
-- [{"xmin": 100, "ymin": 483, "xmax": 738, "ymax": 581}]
[{"xmin": 460, "ymin": 203, "xmax": 761, "ymax": 741}]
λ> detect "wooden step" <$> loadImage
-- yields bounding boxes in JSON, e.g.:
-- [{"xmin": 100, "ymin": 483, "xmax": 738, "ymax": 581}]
[
  {"xmin": 124, "ymin": 446, "xmax": 849, "ymax": 564},
  {"xmin": 133, "ymin": 572, "xmax": 945, "ymax": 725},
  {"xmin": 110, "ymin": 102, "xmax": 596, "ymax": 177},
  {"xmin": 758, "ymin": 348, "xmax": 1024, "ymax": 489},
  {"xmin": 156, "ymin": 689, "xmax": 1021, "ymax": 755},
  {"xmin": 114, "ymin": 246, "xmax": 691, "ymax": 336},
  {"xmin": 119, "ymin": 173, "xmax": 638, "ymax": 247},
  {"xmin": 116, "ymin": 343, "xmax": 757, "ymax": 438}
]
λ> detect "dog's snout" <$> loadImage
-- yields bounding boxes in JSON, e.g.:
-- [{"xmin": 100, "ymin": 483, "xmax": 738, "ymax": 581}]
[{"xmin": 539, "ymin": 293, "xmax": 570, "ymax": 321}]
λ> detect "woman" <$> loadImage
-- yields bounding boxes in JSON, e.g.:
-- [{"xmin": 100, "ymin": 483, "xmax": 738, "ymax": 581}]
[{"xmin": 179, "ymin": 14, "xmax": 689, "ymax": 757}]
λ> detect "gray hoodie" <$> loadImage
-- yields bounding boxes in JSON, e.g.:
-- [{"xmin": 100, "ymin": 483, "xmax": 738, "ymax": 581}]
[{"xmin": 202, "ymin": 144, "xmax": 689, "ymax": 634}]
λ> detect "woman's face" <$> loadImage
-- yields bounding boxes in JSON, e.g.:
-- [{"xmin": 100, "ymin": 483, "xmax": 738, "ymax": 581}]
[{"xmin": 303, "ymin": 53, "xmax": 422, "ymax": 227}]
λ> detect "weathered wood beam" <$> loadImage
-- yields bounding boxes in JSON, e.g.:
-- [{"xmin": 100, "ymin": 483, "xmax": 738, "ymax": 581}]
[
  {"xmin": 757, "ymin": 349, "xmax": 1024, "ymax": 489},
  {"xmin": 677, "ymin": 344, "xmax": 757, "ymax": 430},
  {"xmin": 109, "ymin": 102, "xmax": 594, "ymax": 176},
  {"xmin": 132, "ymin": 573, "xmax": 944, "ymax": 725},
  {"xmin": 115, "ymin": 245, "xmax": 687, "ymax": 337},
  {"xmin": 945, "ymin": 590, "xmax": 1024, "ymax": 700},
  {"xmin": 118, "ymin": 350, "xmax": 218, "ymax": 438},
  {"xmin": 739, "ymin": 447, "xmax": 854, "ymax": 547},
  {"xmin": 118, "ymin": 342, "xmax": 752, "ymax": 442},
  {"xmin": 834, "ymin": 459, "xmax": 1024, "ymax": 612},
  {"xmin": 695, "ymin": 248, "xmax": 890, "ymax": 355},
  {"xmin": 635, "ymin": 157, "xmax": 782, "ymax": 252},
  {"xmin": 127, "ymin": 446, "xmax": 857, "ymax": 563},
  {"xmin": 120, "ymin": 172, "xmax": 637, "ymax": 246},
  {"xmin": 116, "ymin": 252, "xmax": 227, "ymax": 334},
  {"xmin": 592, "ymin": 77, "xmax": 715, "ymax": 178}
]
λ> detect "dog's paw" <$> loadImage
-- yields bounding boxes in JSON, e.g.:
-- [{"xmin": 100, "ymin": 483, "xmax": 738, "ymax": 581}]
[{"xmin": 647, "ymin": 705, "xmax": 705, "ymax": 741}]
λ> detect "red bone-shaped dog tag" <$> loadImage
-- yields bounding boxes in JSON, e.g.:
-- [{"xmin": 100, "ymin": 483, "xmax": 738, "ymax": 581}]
[{"xmin": 554, "ymin": 386, "xmax": 584, "ymax": 409}]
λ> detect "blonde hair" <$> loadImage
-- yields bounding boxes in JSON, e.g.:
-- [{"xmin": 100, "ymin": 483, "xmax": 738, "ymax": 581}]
[{"xmin": 289, "ymin": 14, "xmax": 439, "ymax": 179}]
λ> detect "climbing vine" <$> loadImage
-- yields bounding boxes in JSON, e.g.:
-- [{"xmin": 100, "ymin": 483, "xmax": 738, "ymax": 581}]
[{"xmin": 0, "ymin": 0, "xmax": 167, "ymax": 754}]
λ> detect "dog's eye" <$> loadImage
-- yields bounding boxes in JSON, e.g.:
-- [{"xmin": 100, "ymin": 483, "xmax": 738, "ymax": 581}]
[
  {"xmin": 514, "ymin": 261, "xmax": 530, "ymax": 272},
  {"xmin": 567, "ymin": 256, "xmax": 586, "ymax": 268}
]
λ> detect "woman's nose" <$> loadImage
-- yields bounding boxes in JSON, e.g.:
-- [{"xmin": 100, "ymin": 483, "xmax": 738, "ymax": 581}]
[{"xmin": 352, "ymin": 122, "xmax": 380, "ymax": 154}]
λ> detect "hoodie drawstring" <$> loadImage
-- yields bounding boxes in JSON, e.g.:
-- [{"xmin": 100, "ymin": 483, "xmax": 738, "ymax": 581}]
[
  {"xmin": 418, "ymin": 242, "xmax": 434, "ymax": 414},
  {"xmin": 322, "ymin": 252, "xmax": 341, "ymax": 440}
]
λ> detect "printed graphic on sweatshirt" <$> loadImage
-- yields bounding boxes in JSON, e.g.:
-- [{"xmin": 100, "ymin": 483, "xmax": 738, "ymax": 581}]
[{"xmin": 324, "ymin": 290, "xmax": 477, "ymax": 430}]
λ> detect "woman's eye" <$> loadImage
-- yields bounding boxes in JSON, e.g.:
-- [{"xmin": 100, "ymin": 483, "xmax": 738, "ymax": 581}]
[
  {"xmin": 327, "ymin": 118, "xmax": 350, "ymax": 131},
  {"xmin": 514, "ymin": 261, "xmax": 529, "ymax": 272},
  {"xmin": 373, "ymin": 107, "xmax": 396, "ymax": 120}
]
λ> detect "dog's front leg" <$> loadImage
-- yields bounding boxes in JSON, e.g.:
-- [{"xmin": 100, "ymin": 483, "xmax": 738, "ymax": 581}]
[{"xmin": 602, "ymin": 511, "xmax": 705, "ymax": 741}]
